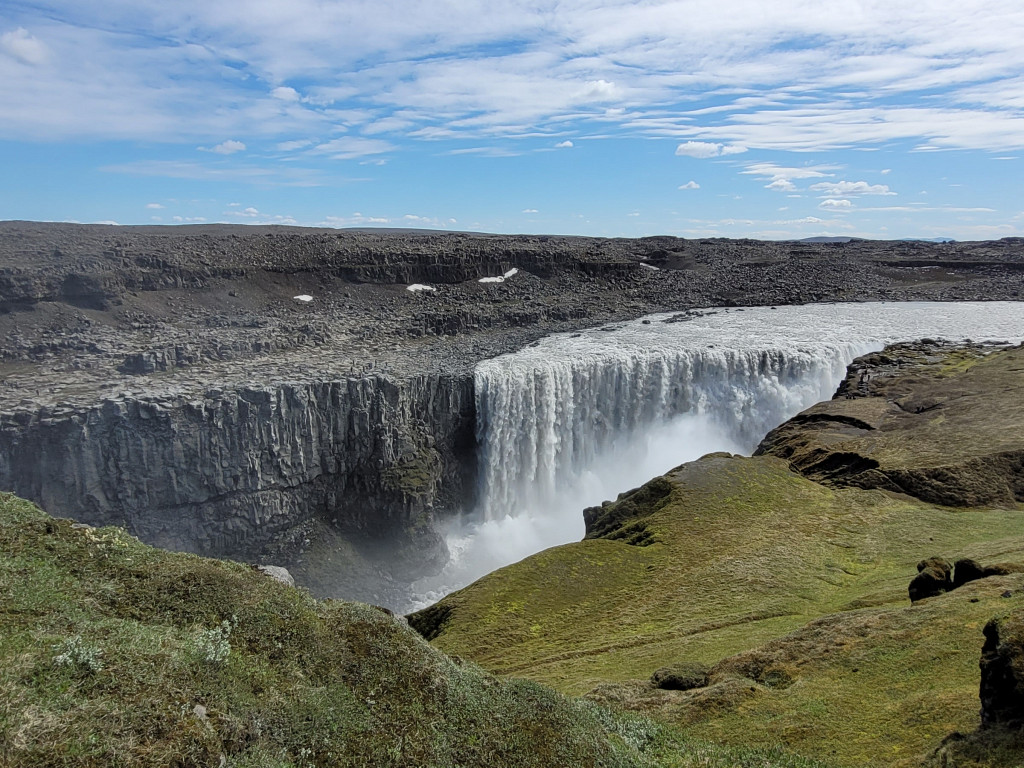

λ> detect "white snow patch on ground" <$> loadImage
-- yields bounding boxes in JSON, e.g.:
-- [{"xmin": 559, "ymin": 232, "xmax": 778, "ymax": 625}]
[
  {"xmin": 407, "ymin": 284, "xmax": 437, "ymax": 292},
  {"xmin": 639, "ymin": 263, "xmax": 660, "ymax": 271},
  {"xmin": 292, "ymin": 294, "xmax": 314, "ymax": 302}
]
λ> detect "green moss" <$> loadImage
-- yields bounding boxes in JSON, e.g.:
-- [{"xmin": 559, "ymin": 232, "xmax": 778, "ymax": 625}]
[
  {"xmin": 416, "ymin": 455, "xmax": 1024, "ymax": 766},
  {"xmin": 0, "ymin": 492, "xmax": 716, "ymax": 768}
]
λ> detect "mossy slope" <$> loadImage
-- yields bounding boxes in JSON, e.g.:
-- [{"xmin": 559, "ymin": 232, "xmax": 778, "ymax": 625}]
[
  {"xmin": 0, "ymin": 492, "xmax": 676, "ymax": 768},
  {"xmin": 415, "ymin": 455, "xmax": 1024, "ymax": 765}
]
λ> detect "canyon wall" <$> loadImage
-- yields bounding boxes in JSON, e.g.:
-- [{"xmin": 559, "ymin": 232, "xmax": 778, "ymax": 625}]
[{"xmin": 0, "ymin": 372, "xmax": 476, "ymax": 576}]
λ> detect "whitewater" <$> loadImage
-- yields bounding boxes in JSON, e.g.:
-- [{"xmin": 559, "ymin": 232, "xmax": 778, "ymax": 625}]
[{"xmin": 404, "ymin": 301, "xmax": 1024, "ymax": 611}]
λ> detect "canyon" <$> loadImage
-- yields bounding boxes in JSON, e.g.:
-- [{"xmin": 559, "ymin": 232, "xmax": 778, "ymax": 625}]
[{"xmin": 2, "ymin": 221, "xmax": 1024, "ymax": 606}]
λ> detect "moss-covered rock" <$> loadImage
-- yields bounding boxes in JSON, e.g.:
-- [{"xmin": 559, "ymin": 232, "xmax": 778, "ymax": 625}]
[{"xmin": 756, "ymin": 342, "xmax": 1024, "ymax": 508}]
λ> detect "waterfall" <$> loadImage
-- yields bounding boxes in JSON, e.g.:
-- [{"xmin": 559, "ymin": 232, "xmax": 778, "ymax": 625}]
[
  {"xmin": 404, "ymin": 301, "xmax": 1024, "ymax": 611},
  {"xmin": 475, "ymin": 344, "xmax": 864, "ymax": 522}
]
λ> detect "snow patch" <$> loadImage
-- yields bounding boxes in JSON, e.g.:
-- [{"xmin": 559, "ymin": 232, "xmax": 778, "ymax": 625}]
[
  {"xmin": 407, "ymin": 284, "xmax": 436, "ymax": 292},
  {"xmin": 479, "ymin": 267, "xmax": 519, "ymax": 284},
  {"xmin": 292, "ymin": 294, "xmax": 313, "ymax": 302}
]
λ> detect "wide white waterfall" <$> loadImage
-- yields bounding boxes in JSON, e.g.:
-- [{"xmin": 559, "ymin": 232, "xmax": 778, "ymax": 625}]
[{"xmin": 404, "ymin": 301, "xmax": 1024, "ymax": 611}]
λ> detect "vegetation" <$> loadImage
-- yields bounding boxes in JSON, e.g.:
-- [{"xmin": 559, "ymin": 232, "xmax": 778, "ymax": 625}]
[
  {"xmin": 0, "ymin": 492, "xmax": 838, "ymax": 767},
  {"xmin": 414, "ymin": 453, "xmax": 1024, "ymax": 766}
]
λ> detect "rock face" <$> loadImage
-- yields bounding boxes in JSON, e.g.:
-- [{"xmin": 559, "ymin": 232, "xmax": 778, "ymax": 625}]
[
  {"xmin": 756, "ymin": 342, "xmax": 1024, "ymax": 507},
  {"xmin": 0, "ymin": 373, "xmax": 475, "ymax": 579},
  {"xmin": 980, "ymin": 612, "xmax": 1024, "ymax": 728}
]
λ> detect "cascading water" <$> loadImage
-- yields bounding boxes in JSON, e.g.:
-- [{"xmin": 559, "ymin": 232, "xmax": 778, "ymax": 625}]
[{"xmin": 404, "ymin": 301, "xmax": 1024, "ymax": 611}]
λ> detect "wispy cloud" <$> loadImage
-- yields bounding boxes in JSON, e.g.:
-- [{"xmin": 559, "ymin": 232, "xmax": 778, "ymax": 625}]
[
  {"xmin": 809, "ymin": 181, "xmax": 895, "ymax": 196},
  {"xmin": 202, "ymin": 139, "xmax": 246, "ymax": 155},
  {"xmin": 678, "ymin": 180, "xmax": 700, "ymax": 189},
  {"xmin": 675, "ymin": 141, "xmax": 746, "ymax": 158}
]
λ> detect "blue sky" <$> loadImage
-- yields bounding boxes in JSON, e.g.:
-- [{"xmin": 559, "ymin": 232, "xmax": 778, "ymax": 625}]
[{"xmin": 2, "ymin": 1, "xmax": 1023, "ymax": 240}]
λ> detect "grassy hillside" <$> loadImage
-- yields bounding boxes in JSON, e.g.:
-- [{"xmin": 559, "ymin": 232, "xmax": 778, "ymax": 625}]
[
  {"xmin": 412, "ymin": 455, "xmax": 1024, "ymax": 766},
  {"xmin": 0, "ymin": 492, "xmax": 644, "ymax": 767},
  {"xmin": 0, "ymin": 492, "xmax": 843, "ymax": 768}
]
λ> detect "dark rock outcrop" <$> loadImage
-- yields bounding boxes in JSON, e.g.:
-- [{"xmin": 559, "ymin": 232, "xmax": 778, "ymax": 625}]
[
  {"xmin": 0, "ymin": 373, "xmax": 476, "ymax": 579},
  {"xmin": 910, "ymin": 556, "xmax": 954, "ymax": 601},
  {"xmin": 909, "ymin": 559, "xmax": 953, "ymax": 602},
  {"xmin": 757, "ymin": 342, "xmax": 1024, "ymax": 508},
  {"xmin": 955, "ymin": 558, "xmax": 1024, "ymax": 589},
  {"xmin": 980, "ymin": 612, "xmax": 1024, "ymax": 728}
]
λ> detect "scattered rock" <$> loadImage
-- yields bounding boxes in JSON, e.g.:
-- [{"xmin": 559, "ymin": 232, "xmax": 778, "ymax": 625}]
[{"xmin": 256, "ymin": 565, "xmax": 295, "ymax": 587}]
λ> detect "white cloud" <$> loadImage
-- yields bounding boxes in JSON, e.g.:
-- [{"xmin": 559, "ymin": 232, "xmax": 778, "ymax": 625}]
[
  {"xmin": 881, "ymin": 168, "xmax": 892, "ymax": 175},
  {"xmin": 580, "ymin": 79, "xmax": 618, "ymax": 100},
  {"xmin": 678, "ymin": 181, "xmax": 700, "ymax": 189},
  {"xmin": 321, "ymin": 213, "xmax": 391, "ymax": 227},
  {"xmin": 206, "ymin": 139, "xmax": 246, "ymax": 155},
  {"xmin": 675, "ymin": 141, "xmax": 747, "ymax": 159},
  {"xmin": 145, "ymin": 202, "xmax": 164, "ymax": 209},
  {"xmin": 819, "ymin": 198, "xmax": 854, "ymax": 210},
  {"xmin": 93, "ymin": 220, "xmax": 120, "ymax": 225},
  {"xmin": 765, "ymin": 179, "xmax": 796, "ymax": 192},
  {"xmin": 0, "ymin": 27, "xmax": 48, "ymax": 66},
  {"xmin": 522, "ymin": 208, "xmax": 539, "ymax": 213},
  {"xmin": 809, "ymin": 181, "xmax": 895, "ymax": 196},
  {"xmin": 401, "ymin": 214, "xmax": 457, "ymax": 228},
  {"xmin": 277, "ymin": 139, "xmax": 314, "ymax": 151},
  {"xmin": 272, "ymin": 86, "xmax": 300, "ymax": 101},
  {"xmin": 555, "ymin": 140, "xmax": 574, "ymax": 148},
  {"xmin": 675, "ymin": 141, "xmax": 720, "ymax": 159},
  {"xmin": 312, "ymin": 136, "xmax": 394, "ymax": 159},
  {"xmin": 743, "ymin": 163, "xmax": 836, "ymax": 182}
]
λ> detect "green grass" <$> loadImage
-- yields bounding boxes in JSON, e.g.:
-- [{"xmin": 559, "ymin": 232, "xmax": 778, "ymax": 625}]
[
  {"xmin": 0, "ymin": 493, "xmax": 646, "ymax": 767},
  {"xmin": 0, "ymin": 491, "xmax": 837, "ymax": 767},
  {"xmin": 415, "ymin": 454, "xmax": 1024, "ymax": 766}
]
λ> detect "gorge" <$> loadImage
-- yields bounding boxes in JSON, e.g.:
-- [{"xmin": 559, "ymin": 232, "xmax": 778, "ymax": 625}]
[{"xmin": 2, "ymin": 223, "xmax": 1024, "ymax": 609}]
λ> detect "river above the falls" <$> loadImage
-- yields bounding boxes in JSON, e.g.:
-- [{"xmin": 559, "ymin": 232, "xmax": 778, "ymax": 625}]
[{"xmin": 401, "ymin": 301, "xmax": 1024, "ymax": 612}]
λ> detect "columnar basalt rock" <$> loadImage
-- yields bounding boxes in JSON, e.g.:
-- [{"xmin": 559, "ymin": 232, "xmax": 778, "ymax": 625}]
[{"xmin": 0, "ymin": 372, "xmax": 476, "ymax": 577}]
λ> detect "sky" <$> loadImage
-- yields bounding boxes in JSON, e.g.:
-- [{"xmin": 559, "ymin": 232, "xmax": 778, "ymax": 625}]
[{"xmin": 2, "ymin": 1, "xmax": 1024, "ymax": 241}]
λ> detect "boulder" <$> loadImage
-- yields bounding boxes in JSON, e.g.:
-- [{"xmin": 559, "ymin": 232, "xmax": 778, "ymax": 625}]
[
  {"xmin": 909, "ymin": 565, "xmax": 952, "ymax": 603},
  {"xmin": 256, "ymin": 565, "xmax": 295, "ymax": 587}
]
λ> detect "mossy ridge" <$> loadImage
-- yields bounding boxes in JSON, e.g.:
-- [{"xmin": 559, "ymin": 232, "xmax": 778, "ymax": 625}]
[
  {"xmin": 1, "ymin": 492, "xmax": 763, "ymax": 768},
  {"xmin": 413, "ymin": 455, "xmax": 1024, "ymax": 766}
]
